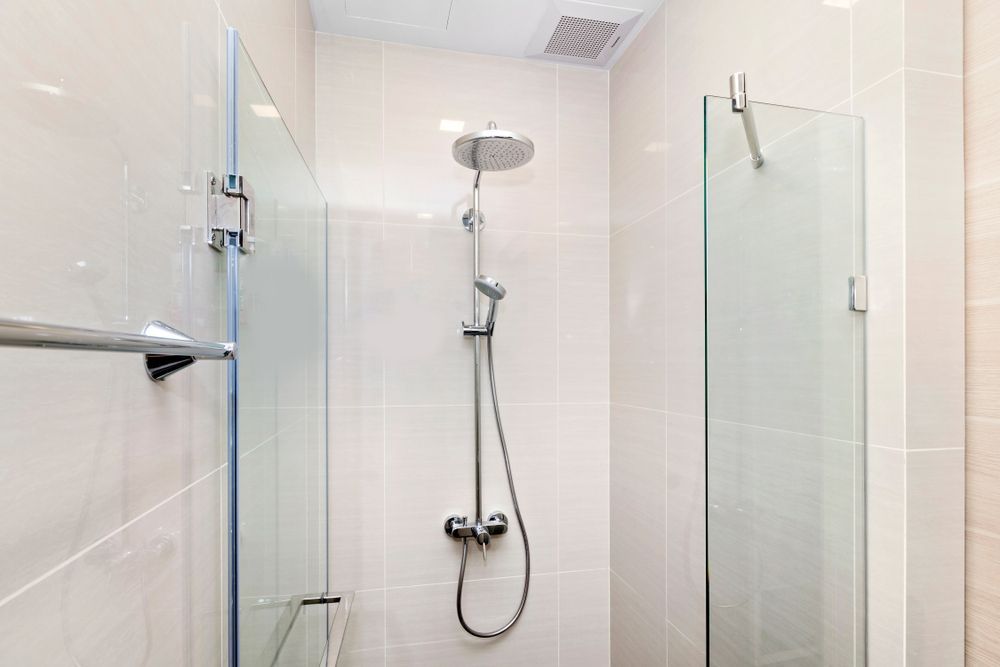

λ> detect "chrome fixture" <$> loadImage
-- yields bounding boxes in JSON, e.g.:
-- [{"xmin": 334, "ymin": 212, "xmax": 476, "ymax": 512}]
[
  {"xmin": 730, "ymin": 72, "xmax": 764, "ymax": 169},
  {"xmin": 446, "ymin": 122, "xmax": 534, "ymax": 639},
  {"xmin": 463, "ymin": 275, "xmax": 507, "ymax": 336},
  {"xmin": 0, "ymin": 317, "xmax": 235, "ymax": 381},
  {"xmin": 207, "ymin": 172, "xmax": 255, "ymax": 253},
  {"xmin": 849, "ymin": 276, "xmax": 869, "ymax": 312},
  {"xmin": 452, "ymin": 121, "xmax": 535, "ymax": 172}
]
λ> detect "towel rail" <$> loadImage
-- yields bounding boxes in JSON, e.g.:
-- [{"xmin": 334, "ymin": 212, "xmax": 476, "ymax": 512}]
[{"xmin": 0, "ymin": 318, "xmax": 235, "ymax": 381}]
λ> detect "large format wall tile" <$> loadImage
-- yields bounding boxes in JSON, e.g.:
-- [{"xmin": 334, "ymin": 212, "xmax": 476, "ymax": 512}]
[
  {"xmin": 0, "ymin": 470, "xmax": 223, "ymax": 665},
  {"xmin": 316, "ymin": 35, "xmax": 383, "ymax": 223},
  {"xmin": 906, "ymin": 449, "xmax": 965, "ymax": 664},
  {"xmin": 904, "ymin": 70, "xmax": 966, "ymax": 452},
  {"xmin": 609, "ymin": 4, "xmax": 665, "ymax": 232},
  {"xmin": 328, "ymin": 220, "xmax": 386, "ymax": 407},
  {"xmin": 558, "ymin": 235, "xmax": 610, "ymax": 404},
  {"xmin": 665, "ymin": 412, "xmax": 705, "ymax": 651},
  {"xmin": 853, "ymin": 72, "xmax": 906, "ymax": 451},
  {"xmin": 610, "ymin": 571, "xmax": 665, "ymax": 665},
  {"xmin": 558, "ymin": 67, "xmax": 610, "ymax": 237},
  {"xmin": 865, "ymin": 445, "xmax": 905, "ymax": 665},
  {"xmin": 609, "ymin": 405, "xmax": 665, "ymax": 619},
  {"xmin": 967, "ymin": 5, "xmax": 1000, "ymax": 664},
  {"xmin": 966, "ymin": 0, "xmax": 1000, "ymax": 74},
  {"xmin": 559, "ymin": 569, "xmax": 610, "ymax": 666},
  {"xmin": 558, "ymin": 405, "xmax": 610, "ymax": 572},
  {"xmin": 329, "ymin": 407, "xmax": 385, "ymax": 592},
  {"xmin": 610, "ymin": 207, "xmax": 666, "ymax": 410},
  {"xmin": 386, "ymin": 574, "xmax": 558, "ymax": 665},
  {"xmin": 664, "ymin": 187, "xmax": 704, "ymax": 418}
]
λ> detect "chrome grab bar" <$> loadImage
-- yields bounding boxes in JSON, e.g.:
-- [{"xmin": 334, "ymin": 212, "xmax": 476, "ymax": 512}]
[{"xmin": 0, "ymin": 318, "xmax": 236, "ymax": 381}]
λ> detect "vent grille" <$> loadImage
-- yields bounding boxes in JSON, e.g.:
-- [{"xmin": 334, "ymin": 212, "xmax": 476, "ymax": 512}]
[{"xmin": 543, "ymin": 15, "xmax": 620, "ymax": 60}]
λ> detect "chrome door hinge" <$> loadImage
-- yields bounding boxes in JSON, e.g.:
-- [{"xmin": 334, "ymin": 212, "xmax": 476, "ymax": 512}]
[
  {"xmin": 207, "ymin": 172, "xmax": 255, "ymax": 253},
  {"xmin": 849, "ymin": 276, "xmax": 868, "ymax": 312}
]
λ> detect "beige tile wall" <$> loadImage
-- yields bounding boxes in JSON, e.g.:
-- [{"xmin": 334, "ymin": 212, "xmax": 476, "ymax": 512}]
[
  {"xmin": 0, "ymin": 0, "xmax": 317, "ymax": 663},
  {"xmin": 609, "ymin": 0, "xmax": 965, "ymax": 664},
  {"xmin": 965, "ymin": 0, "xmax": 1000, "ymax": 663},
  {"xmin": 316, "ymin": 34, "xmax": 611, "ymax": 666}
]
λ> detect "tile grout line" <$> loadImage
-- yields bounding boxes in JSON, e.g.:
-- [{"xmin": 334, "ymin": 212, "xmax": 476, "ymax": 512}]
[
  {"xmin": 330, "ymin": 217, "xmax": 609, "ymax": 239},
  {"xmin": 868, "ymin": 444, "xmax": 965, "ymax": 453},
  {"xmin": 0, "ymin": 463, "xmax": 226, "ymax": 610},
  {"xmin": 606, "ymin": 64, "xmax": 612, "ymax": 664},
  {"xmin": 900, "ymin": 10, "xmax": 908, "ymax": 656},
  {"xmin": 333, "ymin": 402, "xmax": 611, "ymax": 410},
  {"xmin": 380, "ymin": 37, "xmax": 389, "ymax": 665},
  {"xmin": 555, "ymin": 63, "xmax": 561, "ymax": 667},
  {"xmin": 357, "ymin": 568, "xmax": 601, "ymax": 595}
]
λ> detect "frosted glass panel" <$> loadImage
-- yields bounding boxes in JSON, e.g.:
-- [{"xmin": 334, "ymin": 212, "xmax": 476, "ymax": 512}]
[
  {"xmin": 705, "ymin": 96, "xmax": 865, "ymax": 665},
  {"xmin": 232, "ymin": 38, "xmax": 328, "ymax": 666}
]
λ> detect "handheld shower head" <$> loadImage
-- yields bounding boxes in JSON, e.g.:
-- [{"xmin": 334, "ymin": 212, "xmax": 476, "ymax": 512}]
[
  {"xmin": 475, "ymin": 275, "xmax": 506, "ymax": 331},
  {"xmin": 474, "ymin": 275, "xmax": 507, "ymax": 301}
]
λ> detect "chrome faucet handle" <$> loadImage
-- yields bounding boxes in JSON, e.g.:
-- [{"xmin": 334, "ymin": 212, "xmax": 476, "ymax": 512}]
[{"xmin": 443, "ymin": 512, "xmax": 509, "ymax": 541}]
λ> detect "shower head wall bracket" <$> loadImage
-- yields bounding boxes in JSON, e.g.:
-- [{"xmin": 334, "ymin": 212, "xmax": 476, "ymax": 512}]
[{"xmin": 462, "ymin": 208, "xmax": 486, "ymax": 232}]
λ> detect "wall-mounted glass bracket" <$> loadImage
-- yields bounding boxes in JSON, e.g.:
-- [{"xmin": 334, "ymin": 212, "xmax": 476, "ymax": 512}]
[
  {"xmin": 730, "ymin": 72, "xmax": 765, "ymax": 169},
  {"xmin": 849, "ymin": 276, "xmax": 868, "ymax": 312},
  {"xmin": 207, "ymin": 171, "xmax": 255, "ymax": 253}
]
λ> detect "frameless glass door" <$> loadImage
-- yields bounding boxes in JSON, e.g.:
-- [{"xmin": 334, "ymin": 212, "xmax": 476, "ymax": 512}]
[
  {"xmin": 705, "ymin": 96, "xmax": 866, "ymax": 665},
  {"xmin": 226, "ymin": 31, "xmax": 329, "ymax": 667}
]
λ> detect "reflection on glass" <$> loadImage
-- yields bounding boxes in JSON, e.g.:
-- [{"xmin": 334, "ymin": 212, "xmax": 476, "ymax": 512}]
[
  {"xmin": 705, "ymin": 96, "xmax": 866, "ymax": 665},
  {"xmin": 232, "ymin": 38, "xmax": 328, "ymax": 666}
]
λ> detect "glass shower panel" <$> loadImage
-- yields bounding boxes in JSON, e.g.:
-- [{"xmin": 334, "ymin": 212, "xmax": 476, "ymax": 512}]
[
  {"xmin": 705, "ymin": 97, "xmax": 865, "ymax": 665},
  {"xmin": 230, "ymin": 37, "xmax": 328, "ymax": 666}
]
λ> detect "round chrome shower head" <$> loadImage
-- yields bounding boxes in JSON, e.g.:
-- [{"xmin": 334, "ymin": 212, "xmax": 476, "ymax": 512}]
[
  {"xmin": 475, "ymin": 275, "xmax": 507, "ymax": 301},
  {"xmin": 452, "ymin": 121, "xmax": 534, "ymax": 171}
]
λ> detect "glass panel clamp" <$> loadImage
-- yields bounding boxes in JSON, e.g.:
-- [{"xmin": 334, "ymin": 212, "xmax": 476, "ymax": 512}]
[{"xmin": 207, "ymin": 171, "xmax": 255, "ymax": 253}]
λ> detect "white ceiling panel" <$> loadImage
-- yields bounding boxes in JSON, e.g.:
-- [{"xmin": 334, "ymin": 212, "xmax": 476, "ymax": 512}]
[
  {"xmin": 345, "ymin": 0, "xmax": 455, "ymax": 30},
  {"xmin": 310, "ymin": 0, "xmax": 665, "ymax": 68}
]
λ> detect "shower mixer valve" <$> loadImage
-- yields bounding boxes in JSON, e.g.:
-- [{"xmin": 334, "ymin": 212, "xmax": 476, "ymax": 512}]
[{"xmin": 444, "ymin": 513, "xmax": 509, "ymax": 548}]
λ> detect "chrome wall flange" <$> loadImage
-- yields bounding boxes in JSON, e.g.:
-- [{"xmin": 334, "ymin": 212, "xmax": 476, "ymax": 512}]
[
  {"xmin": 143, "ymin": 320, "xmax": 235, "ymax": 381},
  {"xmin": 462, "ymin": 208, "xmax": 486, "ymax": 232}
]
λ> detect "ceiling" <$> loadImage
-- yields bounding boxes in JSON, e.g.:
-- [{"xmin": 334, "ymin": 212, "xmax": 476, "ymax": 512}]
[{"xmin": 309, "ymin": 0, "xmax": 665, "ymax": 69}]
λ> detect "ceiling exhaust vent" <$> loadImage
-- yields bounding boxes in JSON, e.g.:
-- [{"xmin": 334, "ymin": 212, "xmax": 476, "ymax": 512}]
[{"xmin": 526, "ymin": 1, "xmax": 643, "ymax": 68}]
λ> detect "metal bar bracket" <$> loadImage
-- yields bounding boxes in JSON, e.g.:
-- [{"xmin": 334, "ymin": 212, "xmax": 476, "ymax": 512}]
[
  {"xmin": 849, "ymin": 276, "xmax": 868, "ymax": 312},
  {"xmin": 730, "ymin": 72, "xmax": 764, "ymax": 169},
  {"xmin": 208, "ymin": 172, "xmax": 255, "ymax": 254}
]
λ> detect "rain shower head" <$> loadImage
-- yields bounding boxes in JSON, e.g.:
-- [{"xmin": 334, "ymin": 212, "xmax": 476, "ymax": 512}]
[
  {"xmin": 475, "ymin": 275, "xmax": 507, "ymax": 301},
  {"xmin": 453, "ymin": 122, "xmax": 534, "ymax": 172}
]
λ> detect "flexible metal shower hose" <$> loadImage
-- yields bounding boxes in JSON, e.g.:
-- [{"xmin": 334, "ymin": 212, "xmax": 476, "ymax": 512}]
[{"xmin": 455, "ymin": 334, "xmax": 530, "ymax": 637}]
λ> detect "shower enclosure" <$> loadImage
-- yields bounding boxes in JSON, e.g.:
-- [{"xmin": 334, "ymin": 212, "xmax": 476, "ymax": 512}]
[
  {"xmin": 222, "ymin": 31, "xmax": 336, "ymax": 666},
  {"xmin": 704, "ymin": 81, "xmax": 867, "ymax": 664}
]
